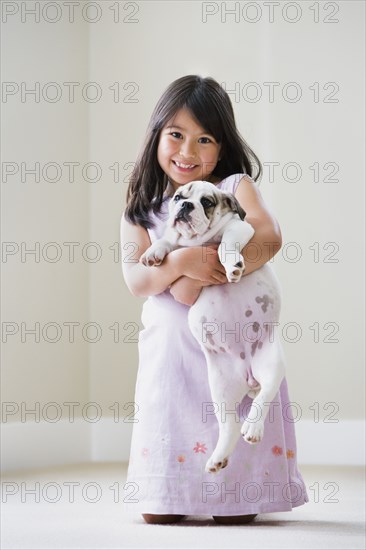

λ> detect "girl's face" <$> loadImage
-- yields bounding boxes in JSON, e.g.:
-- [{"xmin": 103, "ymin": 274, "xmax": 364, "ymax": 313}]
[{"xmin": 157, "ymin": 108, "xmax": 222, "ymax": 192}]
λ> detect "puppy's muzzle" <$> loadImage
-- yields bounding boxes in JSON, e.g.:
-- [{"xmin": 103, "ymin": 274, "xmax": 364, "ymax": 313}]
[{"xmin": 175, "ymin": 201, "xmax": 194, "ymax": 222}]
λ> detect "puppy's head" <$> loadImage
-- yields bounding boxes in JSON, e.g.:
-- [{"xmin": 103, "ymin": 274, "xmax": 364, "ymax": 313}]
[{"xmin": 167, "ymin": 181, "xmax": 246, "ymax": 239}]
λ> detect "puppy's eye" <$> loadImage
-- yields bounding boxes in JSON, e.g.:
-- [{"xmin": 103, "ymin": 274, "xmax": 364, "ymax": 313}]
[
  {"xmin": 174, "ymin": 194, "xmax": 182, "ymax": 202},
  {"xmin": 201, "ymin": 197, "xmax": 214, "ymax": 208}
]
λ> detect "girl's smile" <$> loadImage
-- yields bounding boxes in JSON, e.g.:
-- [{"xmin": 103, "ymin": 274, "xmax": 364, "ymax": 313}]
[{"xmin": 157, "ymin": 108, "xmax": 221, "ymax": 192}]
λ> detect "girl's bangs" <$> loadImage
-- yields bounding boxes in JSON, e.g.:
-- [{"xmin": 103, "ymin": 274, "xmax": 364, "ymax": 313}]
[{"xmin": 185, "ymin": 96, "xmax": 223, "ymax": 143}]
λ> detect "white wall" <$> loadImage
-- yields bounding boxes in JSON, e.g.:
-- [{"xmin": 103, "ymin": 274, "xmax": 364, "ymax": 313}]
[
  {"xmin": 1, "ymin": 0, "xmax": 365, "ymax": 472},
  {"xmin": 1, "ymin": 9, "xmax": 90, "ymax": 419}
]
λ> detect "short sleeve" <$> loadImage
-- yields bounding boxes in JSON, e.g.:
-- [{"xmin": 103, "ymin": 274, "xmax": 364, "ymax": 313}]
[{"xmin": 217, "ymin": 173, "xmax": 253, "ymax": 194}]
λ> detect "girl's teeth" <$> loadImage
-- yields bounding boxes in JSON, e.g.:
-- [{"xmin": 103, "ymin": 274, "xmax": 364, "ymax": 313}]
[{"xmin": 175, "ymin": 161, "xmax": 195, "ymax": 169}]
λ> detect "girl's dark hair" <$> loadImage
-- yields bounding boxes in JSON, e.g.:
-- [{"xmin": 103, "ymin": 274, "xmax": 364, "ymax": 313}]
[{"xmin": 124, "ymin": 75, "xmax": 262, "ymax": 229}]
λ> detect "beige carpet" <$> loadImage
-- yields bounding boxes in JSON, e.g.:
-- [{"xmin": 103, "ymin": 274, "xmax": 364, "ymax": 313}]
[{"xmin": 1, "ymin": 463, "xmax": 365, "ymax": 549}]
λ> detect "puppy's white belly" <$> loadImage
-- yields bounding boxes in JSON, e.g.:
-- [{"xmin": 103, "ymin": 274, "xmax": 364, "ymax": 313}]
[
  {"xmin": 188, "ymin": 262, "xmax": 283, "ymax": 388},
  {"xmin": 187, "ymin": 262, "xmax": 286, "ymax": 472}
]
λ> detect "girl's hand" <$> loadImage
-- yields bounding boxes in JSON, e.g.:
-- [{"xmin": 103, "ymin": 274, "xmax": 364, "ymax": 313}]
[
  {"xmin": 174, "ymin": 244, "xmax": 228, "ymax": 284},
  {"xmin": 169, "ymin": 276, "xmax": 203, "ymax": 306},
  {"xmin": 169, "ymin": 274, "xmax": 223, "ymax": 306}
]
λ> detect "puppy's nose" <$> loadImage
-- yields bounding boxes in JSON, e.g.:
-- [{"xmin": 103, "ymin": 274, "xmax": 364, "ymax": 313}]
[{"xmin": 180, "ymin": 201, "xmax": 194, "ymax": 212}]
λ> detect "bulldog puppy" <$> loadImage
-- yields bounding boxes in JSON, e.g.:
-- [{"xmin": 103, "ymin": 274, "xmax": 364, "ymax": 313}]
[
  {"xmin": 140, "ymin": 180, "xmax": 255, "ymax": 283},
  {"xmin": 140, "ymin": 181, "xmax": 285, "ymax": 474}
]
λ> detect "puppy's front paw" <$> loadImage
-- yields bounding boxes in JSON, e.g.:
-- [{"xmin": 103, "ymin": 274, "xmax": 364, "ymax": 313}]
[
  {"xmin": 226, "ymin": 255, "xmax": 245, "ymax": 283},
  {"xmin": 140, "ymin": 245, "xmax": 168, "ymax": 267}
]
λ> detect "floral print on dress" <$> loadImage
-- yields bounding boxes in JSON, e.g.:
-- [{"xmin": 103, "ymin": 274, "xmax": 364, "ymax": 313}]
[
  {"xmin": 141, "ymin": 447, "xmax": 149, "ymax": 457},
  {"xmin": 193, "ymin": 442, "xmax": 207, "ymax": 454},
  {"xmin": 272, "ymin": 445, "xmax": 283, "ymax": 456},
  {"xmin": 286, "ymin": 449, "xmax": 295, "ymax": 459}
]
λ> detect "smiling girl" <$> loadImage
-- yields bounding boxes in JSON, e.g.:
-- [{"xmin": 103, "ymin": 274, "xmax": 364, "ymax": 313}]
[{"xmin": 121, "ymin": 75, "xmax": 308, "ymax": 524}]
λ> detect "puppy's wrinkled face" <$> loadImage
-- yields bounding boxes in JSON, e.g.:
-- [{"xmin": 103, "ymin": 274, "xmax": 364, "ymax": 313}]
[{"xmin": 167, "ymin": 181, "xmax": 246, "ymax": 239}]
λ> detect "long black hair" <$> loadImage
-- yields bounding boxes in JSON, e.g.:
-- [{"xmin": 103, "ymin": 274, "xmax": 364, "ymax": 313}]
[{"xmin": 124, "ymin": 75, "xmax": 262, "ymax": 229}]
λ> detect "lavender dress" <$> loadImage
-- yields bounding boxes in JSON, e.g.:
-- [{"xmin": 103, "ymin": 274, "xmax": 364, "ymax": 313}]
[{"xmin": 124, "ymin": 173, "xmax": 308, "ymax": 517}]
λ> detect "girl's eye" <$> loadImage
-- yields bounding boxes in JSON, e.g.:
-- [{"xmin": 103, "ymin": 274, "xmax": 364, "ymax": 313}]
[
  {"xmin": 198, "ymin": 137, "xmax": 212, "ymax": 144},
  {"xmin": 201, "ymin": 197, "xmax": 214, "ymax": 208},
  {"xmin": 170, "ymin": 132, "xmax": 182, "ymax": 139}
]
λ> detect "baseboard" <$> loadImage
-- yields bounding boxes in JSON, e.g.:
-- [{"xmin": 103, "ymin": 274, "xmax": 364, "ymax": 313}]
[
  {"xmin": 1, "ymin": 418, "xmax": 93, "ymax": 473},
  {"xmin": 294, "ymin": 419, "xmax": 365, "ymax": 466},
  {"xmin": 1, "ymin": 418, "xmax": 364, "ymax": 473}
]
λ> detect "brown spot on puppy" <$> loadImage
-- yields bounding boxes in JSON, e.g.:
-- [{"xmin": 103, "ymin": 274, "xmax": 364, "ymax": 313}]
[
  {"xmin": 255, "ymin": 294, "xmax": 273, "ymax": 313},
  {"xmin": 207, "ymin": 333, "xmax": 215, "ymax": 347},
  {"xmin": 251, "ymin": 340, "xmax": 259, "ymax": 356}
]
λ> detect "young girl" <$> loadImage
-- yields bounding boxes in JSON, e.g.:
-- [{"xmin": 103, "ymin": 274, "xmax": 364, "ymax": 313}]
[{"xmin": 121, "ymin": 75, "xmax": 308, "ymax": 525}]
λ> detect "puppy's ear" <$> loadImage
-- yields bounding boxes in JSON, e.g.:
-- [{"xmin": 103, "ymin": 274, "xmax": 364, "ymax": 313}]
[{"xmin": 224, "ymin": 193, "xmax": 246, "ymax": 220}]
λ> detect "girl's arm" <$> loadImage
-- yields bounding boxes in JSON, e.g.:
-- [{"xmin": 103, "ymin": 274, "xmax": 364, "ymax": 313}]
[
  {"xmin": 236, "ymin": 175, "xmax": 282, "ymax": 275},
  {"xmin": 169, "ymin": 175, "xmax": 283, "ymax": 305},
  {"xmin": 120, "ymin": 216, "xmax": 227, "ymax": 297}
]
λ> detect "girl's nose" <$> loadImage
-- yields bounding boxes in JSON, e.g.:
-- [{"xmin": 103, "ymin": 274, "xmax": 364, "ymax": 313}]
[{"xmin": 179, "ymin": 142, "xmax": 197, "ymax": 161}]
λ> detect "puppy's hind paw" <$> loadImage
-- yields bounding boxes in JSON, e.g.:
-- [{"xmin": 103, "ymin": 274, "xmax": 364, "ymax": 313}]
[
  {"xmin": 241, "ymin": 420, "xmax": 264, "ymax": 445},
  {"xmin": 205, "ymin": 456, "xmax": 229, "ymax": 474}
]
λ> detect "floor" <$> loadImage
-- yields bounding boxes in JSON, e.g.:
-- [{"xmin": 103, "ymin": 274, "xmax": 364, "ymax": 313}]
[{"xmin": 1, "ymin": 463, "xmax": 365, "ymax": 549}]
